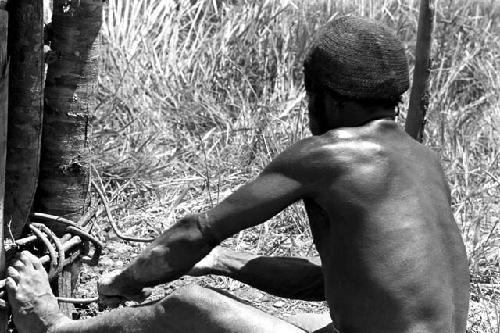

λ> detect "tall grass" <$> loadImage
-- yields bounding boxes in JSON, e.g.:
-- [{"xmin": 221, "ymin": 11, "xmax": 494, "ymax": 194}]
[{"xmin": 92, "ymin": 0, "xmax": 499, "ymax": 331}]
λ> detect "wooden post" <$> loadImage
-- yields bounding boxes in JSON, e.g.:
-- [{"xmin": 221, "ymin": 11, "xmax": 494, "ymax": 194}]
[
  {"xmin": 4, "ymin": 0, "xmax": 45, "ymax": 239},
  {"xmin": 1, "ymin": 1, "xmax": 10, "ymax": 331},
  {"xmin": 405, "ymin": 0, "xmax": 434, "ymax": 142}
]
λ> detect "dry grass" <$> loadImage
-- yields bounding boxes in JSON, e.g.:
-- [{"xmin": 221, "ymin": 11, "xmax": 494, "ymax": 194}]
[{"xmin": 89, "ymin": 0, "xmax": 499, "ymax": 331}]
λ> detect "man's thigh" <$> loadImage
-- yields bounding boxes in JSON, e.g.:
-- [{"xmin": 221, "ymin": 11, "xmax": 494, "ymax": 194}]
[{"xmin": 155, "ymin": 284, "xmax": 306, "ymax": 333}]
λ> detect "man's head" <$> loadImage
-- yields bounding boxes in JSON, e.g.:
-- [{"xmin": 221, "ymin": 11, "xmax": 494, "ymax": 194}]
[{"xmin": 304, "ymin": 16, "xmax": 409, "ymax": 134}]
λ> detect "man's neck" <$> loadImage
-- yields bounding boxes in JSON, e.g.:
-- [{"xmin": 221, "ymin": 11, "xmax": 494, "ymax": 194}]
[
  {"xmin": 359, "ymin": 115, "xmax": 395, "ymax": 126},
  {"xmin": 337, "ymin": 102, "xmax": 395, "ymax": 127}
]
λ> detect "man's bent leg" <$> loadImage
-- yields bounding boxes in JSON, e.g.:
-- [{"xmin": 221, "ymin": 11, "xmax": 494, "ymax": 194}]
[
  {"xmin": 54, "ymin": 285, "xmax": 307, "ymax": 333},
  {"xmin": 7, "ymin": 252, "xmax": 305, "ymax": 333}
]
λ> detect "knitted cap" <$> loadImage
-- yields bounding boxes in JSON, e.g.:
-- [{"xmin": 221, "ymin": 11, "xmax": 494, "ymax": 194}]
[{"xmin": 304, "ymin": 16, "xmax": 409, "ymax": 99}]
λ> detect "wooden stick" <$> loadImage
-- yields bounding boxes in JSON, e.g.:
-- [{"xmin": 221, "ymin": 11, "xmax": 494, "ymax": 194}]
[
  {"xmin": 92, "ymin": 180, "xmax": 154, "ymax": 243},
  {"xmin": 0, "ymin": 7, "xmax": 9, "ymax": 330},
  {"xmin": 56, "ymin": 296, "xmax": 98, "ymax": 304},
  {"xmin": 405, "ymin": 0, "xmax": 435, "ymax": 142}
]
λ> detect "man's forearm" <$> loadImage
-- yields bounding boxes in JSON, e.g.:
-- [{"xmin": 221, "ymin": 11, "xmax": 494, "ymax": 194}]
[
  {"xmin": 197, "ymin": 248, "xmax": 325, "ymax": 301},
  {"xmin": 114, "ymin": 214, "xmax": 217, "ymax": 291}
]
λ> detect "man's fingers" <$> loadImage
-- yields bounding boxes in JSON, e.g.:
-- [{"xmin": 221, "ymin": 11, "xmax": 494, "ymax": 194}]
[
  {"xmin": 97, "ymin": 270, "xmax": 151, "ymax": 305},
  {"xmin": 10, "ymin": 259, "xmax": 24, "ymax": 270},
  {"xmin": 127, "ymin": 288, "xmax": 152, "ymax": 303},
  {"xmin": 0, "ymin": 289, "xmax": 6, "ymax": 309},
  {"xmin": 98, "ymin": 287, "xmax": 152, "ymax": 307},
  {"xmin": 5, "ymin": 277, "xmax": 17, "ymax": 291},
  {"xmin": 7, "ymin": 267, "xmax": 20, "ymax": 283},
  {"xmin": 22, "ymin": 251, "xmax": 44, "ymax": 270},
  {"xmin": 0, "ymin": 279, "xmax": 5, "ymax": 289},
  {"xmin": 18, "ymin": 251, "xmax": 35, "ymax": 269}
]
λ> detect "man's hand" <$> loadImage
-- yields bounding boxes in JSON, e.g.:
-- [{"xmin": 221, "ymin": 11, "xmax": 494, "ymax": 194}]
[
  {"xmin": 98, "ymin": 270, "xmax": 151, "ymax": 308},
  {"xmin": 0, "ymin": 279, "xmax": 6, "ymax": 310}
]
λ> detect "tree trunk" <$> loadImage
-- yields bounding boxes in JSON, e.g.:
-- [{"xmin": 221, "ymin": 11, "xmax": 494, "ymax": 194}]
[
  {"xmin": 0, "ymin": 3, "xmax": 10, "ymax": 331},
  {"xmin": 35, "ymin": 0, "xmax": 102, "ymax": 316},
  {"xmin": 4, "ymin": 0, "xmax": 44, "ymax": 239},
  {"xmin": 36, "ymin": 0, "xmax": 102, "ymax": 233}
]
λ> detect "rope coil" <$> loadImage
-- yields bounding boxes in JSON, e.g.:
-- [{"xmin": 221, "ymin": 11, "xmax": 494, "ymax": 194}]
[{"xmin": 1, "ymin": 214, "xmax": 104, "ymax": 307}]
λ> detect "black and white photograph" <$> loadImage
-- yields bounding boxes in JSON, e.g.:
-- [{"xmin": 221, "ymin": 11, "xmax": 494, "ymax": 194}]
[{"xmin": 0, "ymin": 0, "xmax": 498, "ymax": 332}]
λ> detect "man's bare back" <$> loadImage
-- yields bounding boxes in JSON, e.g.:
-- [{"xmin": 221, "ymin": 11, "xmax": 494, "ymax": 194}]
[{"xmin": 297, "ymin": 120, "xmax": 469, "ymax": 332}]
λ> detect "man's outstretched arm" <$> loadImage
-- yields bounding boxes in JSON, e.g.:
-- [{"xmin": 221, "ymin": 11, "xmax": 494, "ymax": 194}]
[
  {"xmin": 100, "ymin": 136, "xmax": 328, "ymax": 303},
  {"xmin": 100, "ymin": 214, "xmax": 218, "ymax": 301},
  {"xmin": 188, "ymin": 247, "xmax": 325, "ymax": 301}
]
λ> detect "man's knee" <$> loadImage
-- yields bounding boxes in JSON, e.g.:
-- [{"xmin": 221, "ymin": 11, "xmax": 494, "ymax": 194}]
[
  {"xmin": 158, "ymin": 284, "xmax": 249, "ymax": 316},
  {"xmin": 155, "ymin": 284, "xmax": 229, "ymax": 325},
  {"xmin": 160, "ymin": 284, "xmax": 212, "ymax": 309},
  {"xmin": 171, "ymin": 284, "xmax": 208, "ymax": 299}
]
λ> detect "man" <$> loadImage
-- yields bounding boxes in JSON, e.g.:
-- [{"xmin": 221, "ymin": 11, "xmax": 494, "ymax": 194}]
[{"xmin": 4, "ymin": 16, "xmax": 469, "ymax": 333}]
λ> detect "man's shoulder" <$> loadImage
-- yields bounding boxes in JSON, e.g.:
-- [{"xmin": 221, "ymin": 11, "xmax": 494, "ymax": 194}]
[
  {"xmin": 263, "ymin": 131, "xmax": 365, "ymax": 180},
  {"xmin": 268, "ymin": 127, "xmax": 383, "ymax": 165},
  {"xmin": 269, "ymin": 134, "xmax": 338, "ymax": 165},
  {"xmin": 329, "ymin": 121, "xmax": 437, "ymax": 159},
  {"xmin": 280, "ymin": 127, "xmax": 370, "ymax": 154},
  {"xmin": 274, "ymin": 124, "xmax": 440, "ymax": 172}
]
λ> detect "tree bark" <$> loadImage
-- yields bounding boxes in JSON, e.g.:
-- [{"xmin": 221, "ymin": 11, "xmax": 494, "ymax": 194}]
[
  {"xmin": 36, "ymin": 0, "xmax": 102, "ymax": 316},
  {"xmin": 405, "ymin": 0, "xmax": 434, "ymax": 142},
  {"xmin": 4, "ymin": 0, "xmax": 44, "ymax": 239},
  {"xmin": 0, "ymin": 4, "xmax": 10, "ymax": 331},
  {"xmin": 36, "ymin": 0, "xmax": 102, "ymax": 234}
]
